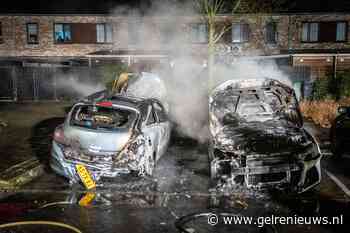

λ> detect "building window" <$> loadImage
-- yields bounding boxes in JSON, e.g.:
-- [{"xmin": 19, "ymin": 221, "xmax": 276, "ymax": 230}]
[
  {"xmin": 302, "ymin": 22, "xmax": 319, "ymax": 42},
  {"xmin": 231, "ymin": 23, "xmax": 250, "ymax": 43},
  {"xmin": 336, "ymin": 22, "xmax": 347, "ymax": 42},
  {"xmin": 0, "ymin": 22, "xmax": 3, "ymax": 43},
  {"xmin": 54, "ymin": 23, "xmax": 72, "ymax": 43},
  {"xmin": 160, "ymin": 23, "xmax": 173, "ymax": 44},
  {"xmin": 26, "ymin": 23, "xmax": 39, "ymax": 44},
  {"xmin": 265, "ymin": 22, "xmax": 277, "ymax": 44},
  {"xmin": 128, "ymin": 21, "xmax": 142, "ymax": 45},
  {"xmin": 96, "ymin": 23, "xmax": 113, "ymax": 43},
  {"xmin": 190, "ymin": 23, "xmax": 208, "ymax": 43}
]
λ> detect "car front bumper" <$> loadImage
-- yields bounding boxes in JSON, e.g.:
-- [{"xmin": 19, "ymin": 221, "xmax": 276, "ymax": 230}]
[{"xmin": 210, "ymin": 151, "xmax": 322, "ymax": 193}]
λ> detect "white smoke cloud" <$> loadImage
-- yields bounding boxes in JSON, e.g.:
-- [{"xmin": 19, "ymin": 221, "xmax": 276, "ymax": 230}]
[
  {"xmin": 107, "ymin": 1, "xmax": 292, "ymax": 142},
  {"xmin": 56, "ymin": 76, "xmax": 105, "ymax": 97}
]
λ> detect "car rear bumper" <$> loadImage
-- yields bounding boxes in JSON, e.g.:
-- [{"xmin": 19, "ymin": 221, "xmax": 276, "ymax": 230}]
[{"xmin": 50, "ymin": 141, "xmax": 132, "ymax": 183}]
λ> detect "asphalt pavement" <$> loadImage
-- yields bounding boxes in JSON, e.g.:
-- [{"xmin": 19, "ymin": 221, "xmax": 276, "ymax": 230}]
[{"xmin": 0, "ymin": 103, "xmax": 349, "ymax": 233}]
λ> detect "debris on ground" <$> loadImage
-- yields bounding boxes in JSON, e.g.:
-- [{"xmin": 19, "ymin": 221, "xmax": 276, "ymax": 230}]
[
  {"xmin": 0, "ymin": 158, "xmax": 44, "ymax": 189},
  {"xmin": 0, "ymin": 120, "xmax": 7, "ymax": 133}
]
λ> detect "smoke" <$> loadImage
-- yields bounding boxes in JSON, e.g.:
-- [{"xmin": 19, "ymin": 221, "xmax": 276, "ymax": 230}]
[
  {"xmin": 55, "ymin": 76, "xmax": 105, "ymax": 98},
  {"xmin": 109, "ymin": 1, "xmax": 292, "ymax": 142}
]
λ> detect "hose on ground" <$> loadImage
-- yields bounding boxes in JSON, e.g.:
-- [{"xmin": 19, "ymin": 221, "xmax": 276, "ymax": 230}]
[
  {"xmin": 0, "ymin": 221, "xmax": 83, "ymax": 233},
  {"xmin": 39, "ymin": 201, "xmax": 73, "ymax": 209},
  {"xmin": 175, "ymin": 212, "xmax": 278, "ymax": 233}
]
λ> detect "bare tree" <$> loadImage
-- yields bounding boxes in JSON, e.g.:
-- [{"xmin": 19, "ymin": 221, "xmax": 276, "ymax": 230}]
[
  {"xmin": 196, "ymin": 0, "xmax": 241, "ymax": 90},
  {"xmin": 195, "ymin": 0, "xmax": 290, "ymax": 89}
]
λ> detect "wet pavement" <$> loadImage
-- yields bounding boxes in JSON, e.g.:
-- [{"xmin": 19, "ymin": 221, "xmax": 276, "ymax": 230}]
[{"xmin": 0, "ymin": 103, "xmax": 349, "ymax": 233}]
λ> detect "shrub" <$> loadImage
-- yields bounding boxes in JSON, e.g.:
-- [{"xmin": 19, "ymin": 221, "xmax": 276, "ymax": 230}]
[
  {"xmin": 300, "ymin": 98, "xmax": 350, "ymax": 128},
  {"xmin": 311, "ymin": 70, "xmax": 350, "ymax": 100},
  {"xmin": 337, "ymin": 70, "xmax": 350, "ymax": 98},
  {"xmin": 311, "ymin": 76, "xmax": 334, "ymax": 100}
]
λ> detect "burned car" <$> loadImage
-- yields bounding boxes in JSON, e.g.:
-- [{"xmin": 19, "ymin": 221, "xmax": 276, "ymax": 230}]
[
  {"xmin": 50, "ymin": 95, "xmax": 171, "ymax": 185},
  {"xmin": 209, "ymin": 79, "xmax": 322, "ymax": 193}
]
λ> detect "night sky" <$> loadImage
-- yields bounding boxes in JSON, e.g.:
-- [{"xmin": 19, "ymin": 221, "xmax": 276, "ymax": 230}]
[{"xmin": 0, "ymin": 0, "xmax": 350, "ymax": 14}]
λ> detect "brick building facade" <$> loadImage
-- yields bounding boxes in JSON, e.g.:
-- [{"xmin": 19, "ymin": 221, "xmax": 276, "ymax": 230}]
[
  {"xmin": 0, "ymin": 13, "xmax": 349, "ymax": 61},
  {"xmin": 0, "ymin": 13, "xmax": 350, "ymax": 100}
]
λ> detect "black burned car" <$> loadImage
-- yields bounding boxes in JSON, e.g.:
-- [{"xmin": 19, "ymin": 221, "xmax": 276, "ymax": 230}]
[
  {"xmin": 209, "ymin": 79, "xmax": 322, "ymax": 193},
  {"xmin": 330, "ymin": 106, "xmax": 350, "ymax": 157}
]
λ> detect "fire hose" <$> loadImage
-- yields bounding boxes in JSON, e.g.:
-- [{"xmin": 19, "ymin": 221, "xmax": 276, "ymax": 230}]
[
  {"xmin": 175, "ymin": 212, "xmax": 278, "ymax": 233},
  {"xmin": 0, "ymin": 221, "xmax": 83, "ymax": 233}
]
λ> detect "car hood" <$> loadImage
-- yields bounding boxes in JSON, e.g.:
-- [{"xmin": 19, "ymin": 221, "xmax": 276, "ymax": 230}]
[
  {"xmin": 63, "ymin": 126, "xmax": 133, "ymax": 153},
  {"xmin": 213, "ymin": 121, "xmax": 310, "ymax": 154}
]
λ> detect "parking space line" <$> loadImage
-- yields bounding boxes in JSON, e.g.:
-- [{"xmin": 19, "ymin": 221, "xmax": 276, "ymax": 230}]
[{"xmin": 324, "ymin": 169, "xmax": 350, "ymax": 197}]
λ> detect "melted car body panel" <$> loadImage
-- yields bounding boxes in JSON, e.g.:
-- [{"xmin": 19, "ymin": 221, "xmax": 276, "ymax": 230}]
[{"xmin": 209, "ymin": 79, "xmax": 322, "ymax": 193}]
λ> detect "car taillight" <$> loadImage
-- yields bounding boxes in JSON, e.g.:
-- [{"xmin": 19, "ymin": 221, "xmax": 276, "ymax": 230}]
[
  {"xmin": 96, "ymin": 101, "xmax": 113, "ymax": 107},
  {"xmin": 54, "ymin": 127, "xmax": 67, "ymax": 145}
]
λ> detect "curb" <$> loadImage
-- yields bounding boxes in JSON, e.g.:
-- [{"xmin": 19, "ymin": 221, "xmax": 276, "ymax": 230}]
[{"xmin": 0, "ymin": 158, "xmax": 44, "ymax": 189}]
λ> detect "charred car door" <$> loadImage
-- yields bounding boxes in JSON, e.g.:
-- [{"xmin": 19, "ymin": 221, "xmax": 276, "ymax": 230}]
[
  {"xmin": 142, "ymin": 104, "xmax": 161, "ymax": 162},
  {"xmin": 152, "ymin": 101, "xmax": 171, "ymax": 158}
]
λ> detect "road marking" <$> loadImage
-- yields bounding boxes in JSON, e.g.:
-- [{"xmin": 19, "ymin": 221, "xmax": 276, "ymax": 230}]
[{"xmin": 324, "ymin": 169, "xmax": 350, "ymax": 197}]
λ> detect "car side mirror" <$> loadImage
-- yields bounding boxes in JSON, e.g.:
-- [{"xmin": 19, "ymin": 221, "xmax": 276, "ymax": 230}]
[{"xmin": 338, "ymin": 106, "xmax": 348, "ymax": 115}]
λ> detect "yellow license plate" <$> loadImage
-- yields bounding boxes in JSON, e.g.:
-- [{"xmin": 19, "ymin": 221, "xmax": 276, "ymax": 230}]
[{"xmin": 76, "ymin": 164, "xmax": 96, "ymax": 190}]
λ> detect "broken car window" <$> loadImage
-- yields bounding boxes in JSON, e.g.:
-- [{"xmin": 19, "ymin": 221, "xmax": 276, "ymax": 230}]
[
  {"xmin": 70, "ymin": 105, "xmax": 136, "ymax": 131},
  {"xmin": 146, "ymin": 106, "xmax": 156, "ymax": 125},
  {"xmin": 153, "ymin": 102, "xmax": 167, "ymax": 122}
]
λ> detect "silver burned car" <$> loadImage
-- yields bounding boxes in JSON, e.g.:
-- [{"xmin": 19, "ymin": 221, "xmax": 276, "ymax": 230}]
[{"xmin": 50, "ymin": 95, "xmax": 171, "ymax": 184}]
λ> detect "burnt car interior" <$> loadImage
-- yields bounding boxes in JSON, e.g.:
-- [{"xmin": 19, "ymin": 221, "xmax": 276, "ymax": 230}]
[
  {"xmin": 70, "ymin": 104, "xmax": 136, "ymax": 131},
  {"xmin": 213, "ymin": 84, "xmax": 302, "ymax": 127}
]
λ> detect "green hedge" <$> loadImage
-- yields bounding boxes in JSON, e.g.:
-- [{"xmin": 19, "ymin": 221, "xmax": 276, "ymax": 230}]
[{"xmin": 311, "ymin": 70, "xmax": 350, "ymax": 100}]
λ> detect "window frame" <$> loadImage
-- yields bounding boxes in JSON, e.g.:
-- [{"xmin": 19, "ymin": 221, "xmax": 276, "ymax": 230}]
[
  {"xmin": 26, "ymin": 22, "xmax": 39, "ymax": 44},
  {"xmin": 159, "ymin": 22, "xmax": 173, "ymax": 44},
  {"xmin": 301, "ymin": 22, "xmax": 320, "ymax": 43},
  {"xmin": 146, "ymin": 105, "xmax": 157, "ymax": 126},
  {"xmin": 128, "ymin": 20, "xmax": 142, "ymax": 45},
  {"xmin": 301, "ymin": 21, "xmax": 348, "ymax": 43},
  {"xmin": 189, "ymin": 23, "xmax": 208, "ymax": 44},
  {"xmin": 336, "ymin": 21, "xmax": 348, "ymax": 42},
  {"xmin": 231, "ymin": 23, "xmax": 250, "ymax": 43},
  {"xmin": 96, "ymin": 23, "xmax": 113, "ymax": 44},
  {"xmin": 153, "ymin": 102, "xmax": 167, "ymax": 123},
  {"xmin": 53, "ymin": 23, "xmax": 73, "ymax": 44},
  {"xmin": 265, "ymin": 21, "xmax": 278, "ymax": 44}
]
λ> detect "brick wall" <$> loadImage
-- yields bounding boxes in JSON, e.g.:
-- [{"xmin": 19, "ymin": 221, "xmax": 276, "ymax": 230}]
[{"xmin": 0, "ymin": 14, "xmax": 349, "ymax": 58}]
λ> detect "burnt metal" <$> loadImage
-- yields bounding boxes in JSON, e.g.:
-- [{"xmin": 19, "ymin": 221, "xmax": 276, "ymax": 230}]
[{"xmin": 209, "ymin": 79, "xmax": 322, "ymax": 193}]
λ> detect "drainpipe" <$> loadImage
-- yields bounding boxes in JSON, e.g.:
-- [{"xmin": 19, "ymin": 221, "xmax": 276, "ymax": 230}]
[
  {"xmin": 332, "ymin": 55, "xmax": 338, "ymax": 100},
  {"xmin": 287, "ymin": 15, "xmax": 291, "ymax": 52},
  {"xmin": 287, "ymin": 15, "xmax": 293, "ymax": 67}
]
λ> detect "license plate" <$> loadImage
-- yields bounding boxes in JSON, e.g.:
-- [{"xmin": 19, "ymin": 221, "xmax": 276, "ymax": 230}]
[{"xmin": 76, "ymin": 164, "xmax": 96, "ymax": 190}]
